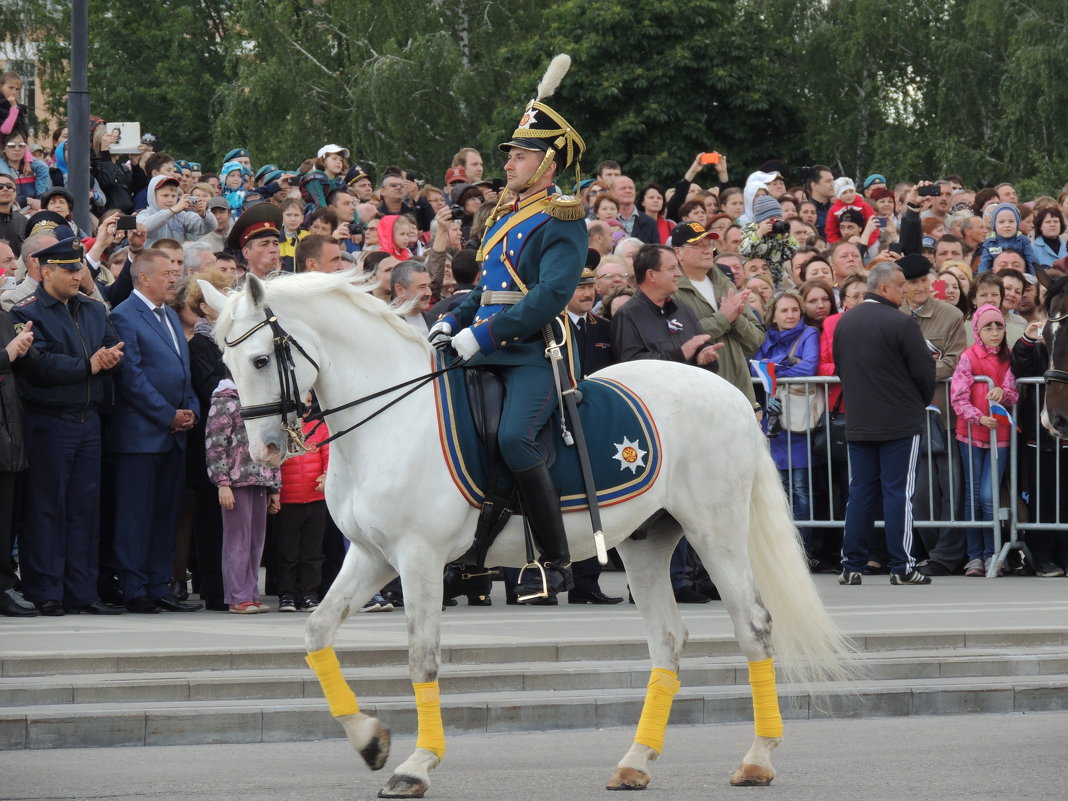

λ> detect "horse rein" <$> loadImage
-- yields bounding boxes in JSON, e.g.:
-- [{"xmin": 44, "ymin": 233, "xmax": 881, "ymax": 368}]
[{"xmin": 223, "ymin": 306, "xmax": 462, "ymax": 453}]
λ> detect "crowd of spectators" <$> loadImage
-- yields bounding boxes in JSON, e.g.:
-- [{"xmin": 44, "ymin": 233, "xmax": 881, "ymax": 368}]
[{"xmin": 2, "ymin": 78, "xmax": 1068, "ymax": 616}]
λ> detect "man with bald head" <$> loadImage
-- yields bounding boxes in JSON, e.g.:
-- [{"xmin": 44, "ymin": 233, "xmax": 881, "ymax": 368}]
[{"xmin": 587, "ymin": 221, "xmax": 612, "ymax": 258}]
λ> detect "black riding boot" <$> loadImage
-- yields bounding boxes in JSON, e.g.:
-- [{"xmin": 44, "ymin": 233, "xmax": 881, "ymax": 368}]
[{"xmin": 512, "ymin": 462, "xmax": 573, "ymax": 601}]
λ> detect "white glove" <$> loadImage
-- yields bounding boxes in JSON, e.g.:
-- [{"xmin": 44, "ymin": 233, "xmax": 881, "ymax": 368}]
[
  {"xmin": 451, "ymin": 328, "xmax": 480, "ymax": 360},
  {"xmin": 427, "ymin": 320, "xmax": 452, "ymax": 350}
]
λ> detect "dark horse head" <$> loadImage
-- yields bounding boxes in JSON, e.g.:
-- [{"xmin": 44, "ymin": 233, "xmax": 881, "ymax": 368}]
[{"xmin": 1038, "ymin": 269, "xmax": 1068, "ymax": 437}]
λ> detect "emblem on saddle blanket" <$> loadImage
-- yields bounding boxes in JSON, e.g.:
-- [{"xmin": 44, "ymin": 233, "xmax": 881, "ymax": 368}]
[{"xmin": 433, "ymin": 359, "xmax": 662, "ymax": 512}]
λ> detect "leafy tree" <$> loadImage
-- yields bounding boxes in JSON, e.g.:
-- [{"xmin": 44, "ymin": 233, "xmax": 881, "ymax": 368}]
[
  {"xmin": 214, "ymin": 0, "xmax": 542, "ymax": 180},
  {"xmin": 16, "ymin": 0, "xmax": 235, "ymax": 164},
  {"xmin": 789, "ymin": 0, "xmax": 1068, "ymax": 193},
  {"xmin": 499, "ymin": 0, "xmax": 805, "ymax": 186}
]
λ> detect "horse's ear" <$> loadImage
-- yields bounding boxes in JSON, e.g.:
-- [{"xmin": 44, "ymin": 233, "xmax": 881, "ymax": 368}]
[
  {"xmin": 197, "ymin": 280, "xmax": 228, "ymax": 313},
  {"xmin": 246, "ymin": 274, "xmax": 266, "ymax": 308},
  {"xmin": 1036, "ymin": 265, "xmax": 1052, "ymax": 290}
]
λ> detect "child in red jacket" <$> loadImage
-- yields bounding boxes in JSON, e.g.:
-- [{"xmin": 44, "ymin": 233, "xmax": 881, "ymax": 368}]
[
  {"xmin": 825, "ymin": 177, "xmax": 878, "ymax": 246},
  {"xmin": 275, "ymin": 409, "xmax": 330, "ymax": 612}
]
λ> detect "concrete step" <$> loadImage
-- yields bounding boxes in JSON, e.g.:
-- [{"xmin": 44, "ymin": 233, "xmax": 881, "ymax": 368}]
[
  {"xmin": 5, "ymin": 627, "xmax": 1068, "ymax": 678},
  {"xmin": 5, "ymin": 647, "xmax": 1068, "ymax": 709},
  {"xmin": 4, "ymin": 672, "xmax": 1068, "ymax": 750}
]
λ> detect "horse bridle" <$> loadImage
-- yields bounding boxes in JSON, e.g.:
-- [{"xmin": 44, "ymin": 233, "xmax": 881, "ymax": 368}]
[
  {"xmin": 223, "ymin": 306, "xmax": 319, "ymax": 454},
  {"xmin": 1044, "ymin": 300, "xmax": 1068, "ymax": 387},
  {"xmin": 223, "ymin": 306, "xmax": 463, "ymax": 453}
]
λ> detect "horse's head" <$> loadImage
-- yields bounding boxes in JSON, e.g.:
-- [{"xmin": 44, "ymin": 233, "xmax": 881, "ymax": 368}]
[
  {"xmin": 200, "ymin": 274, "xmax": 320, "ymax": 467},
  {"xmin": 1038, "ymin": 270, "xmax": 1068, "ymax": 438}
]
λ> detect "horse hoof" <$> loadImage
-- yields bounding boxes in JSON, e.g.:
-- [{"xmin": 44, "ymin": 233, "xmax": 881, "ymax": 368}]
[
  {"xmin": 729, "ymin": 763, "xmax": 775, "ymax": 786},
  {"xmin": 360, "ymin": 724, "xmax": 392, "ymax": 771},
  {"xmin": 606, "ymin": 766, "xmax": 651, "ymax": 790},
  {"xmin": 378, "ymin": 774, "xmax": 429, "ymax": 798}
]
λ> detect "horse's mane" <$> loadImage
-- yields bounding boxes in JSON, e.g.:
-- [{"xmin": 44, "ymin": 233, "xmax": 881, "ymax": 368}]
[{"xmin": 214, "ymin": 268, "xmax": 433, "ymax": 355}]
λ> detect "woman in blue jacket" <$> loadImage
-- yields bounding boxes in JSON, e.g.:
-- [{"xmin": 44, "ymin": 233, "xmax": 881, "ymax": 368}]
[
  {"xmin": 1032, "ymin": 207, "xmax": 1066, "ymax": 268},
  {"xmin": 752, "ymin": 290, "xmax": 821, "ymax": 557}
]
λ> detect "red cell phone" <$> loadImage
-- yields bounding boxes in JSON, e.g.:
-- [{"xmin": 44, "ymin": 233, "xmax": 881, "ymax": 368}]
[
  {"xmin": 699, "ymin": 151, "xmax": 721, "ymax": 165},
  {"xmin": 931, "ymin": 279, "xmax": 947, "ymax": 300}
]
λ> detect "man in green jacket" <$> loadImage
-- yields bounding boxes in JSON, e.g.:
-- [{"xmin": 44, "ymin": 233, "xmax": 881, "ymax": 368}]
[{"xmin": 671, "ymin": 222, "xmax": 765, "ymax": 411}]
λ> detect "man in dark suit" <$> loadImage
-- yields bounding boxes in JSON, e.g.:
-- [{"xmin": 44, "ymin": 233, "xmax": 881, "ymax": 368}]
[
  {"xmin": 107, "ymin": 248, "xmax": 203, "ymax": 613},
  {"xmin": 564, "ymin": 260, "xmax": 622, "ymax": 604},
  {"xmin": 612, "ymin": 176, "xmax": 660, "ymax": 244},
  {"xmin": 568, "ymin": 259, "xmax": 616, "ymax": 379}
]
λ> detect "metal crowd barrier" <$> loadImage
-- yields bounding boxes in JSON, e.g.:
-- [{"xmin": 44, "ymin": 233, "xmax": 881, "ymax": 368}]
[{"xmin": 755, "ymin": 376, "xmax": 1065, "ymax": 578}]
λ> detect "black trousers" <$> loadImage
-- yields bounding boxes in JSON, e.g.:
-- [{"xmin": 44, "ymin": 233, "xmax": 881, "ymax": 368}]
[
  {"xmin": 0, "ymin": 470, "xmax": 20, "ymax": 593},
  {"xmin": 274, "ymin": 500, "xmax": 325, "ymax": 599},
  {"xmin": 191, "ymin": 484, "xmax": 225, "ymax": 606}
]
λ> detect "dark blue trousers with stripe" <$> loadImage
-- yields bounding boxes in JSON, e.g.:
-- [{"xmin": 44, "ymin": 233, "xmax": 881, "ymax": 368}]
[{"xmin": 841, "ymin": 435, "xmax": 921, "ymax": 576}]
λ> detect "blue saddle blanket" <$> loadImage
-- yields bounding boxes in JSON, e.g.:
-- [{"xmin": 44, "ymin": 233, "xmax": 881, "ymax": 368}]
[{"xmin": 432, "ymin": 357, "xmax": 662, "ymax": 513}]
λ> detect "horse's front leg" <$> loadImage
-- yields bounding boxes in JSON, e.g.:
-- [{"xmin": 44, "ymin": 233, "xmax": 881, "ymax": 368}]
[
  {"xmin": 305, "ymin": 544, "xmax": 396, "ymax": 771},
  {"xmin": 379, "ymin": 560, "xmax": 446, "ymax": 799},
  {"xmin": 606, "ymin": 530, "xmax": 687, "ymax": 791}
]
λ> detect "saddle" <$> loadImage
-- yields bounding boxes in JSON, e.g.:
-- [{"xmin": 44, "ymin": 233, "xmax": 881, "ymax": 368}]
[{"xmin": 442, "ymin": 367, "xmax": 557, "ymax": 600}]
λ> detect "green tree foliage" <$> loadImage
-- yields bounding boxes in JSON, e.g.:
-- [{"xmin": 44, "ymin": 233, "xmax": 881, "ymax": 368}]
[
  {"xmin": 790, "ymin": 0, "xmax": 1068, "ymax": 192},
  {"xmin": 11, "ymin": 0, "xmax": 1066, "ymax": 193},
  {"xmin": 7, "ymin": 0, "xmax": 233, "ymax": 163},
  {"xmin": 213, "ymin": 0, "xmax": 541, "ymax": 178},
  {"xmin": 498, "ymin": 0, "xmax": 804, "ymax": 185}
]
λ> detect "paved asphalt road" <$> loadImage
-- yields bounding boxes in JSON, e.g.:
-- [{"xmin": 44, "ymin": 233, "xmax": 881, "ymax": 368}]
[{"xmin": 2, "ymin": 712, "xmax": 1065, "ymax": 801}]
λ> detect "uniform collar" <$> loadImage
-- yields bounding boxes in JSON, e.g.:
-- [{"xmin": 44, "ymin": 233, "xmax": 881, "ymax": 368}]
[{"xmin": 514, "ymin": 187, "xmax": 550, "ymax": 211}]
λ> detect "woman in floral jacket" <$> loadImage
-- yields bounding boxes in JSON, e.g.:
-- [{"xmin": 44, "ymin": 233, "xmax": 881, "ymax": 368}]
[{"xmin": 205, "ymin": 375, "xmax": 281, "ymax": 614}]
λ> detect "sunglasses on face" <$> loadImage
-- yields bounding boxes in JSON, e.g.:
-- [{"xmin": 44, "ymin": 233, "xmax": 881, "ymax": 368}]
[
  {"xmin": 0, "ymin": 184, "xmax": 15, "ymax": 190},
  {"xmin": 5, "ymin": 142, "xmax": 26, "ymax": 149}
]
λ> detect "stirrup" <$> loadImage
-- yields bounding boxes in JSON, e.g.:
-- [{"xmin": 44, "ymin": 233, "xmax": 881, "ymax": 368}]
[{"xmin": 515, "ymin": 561, "xmax": 549, "ymax": 602}]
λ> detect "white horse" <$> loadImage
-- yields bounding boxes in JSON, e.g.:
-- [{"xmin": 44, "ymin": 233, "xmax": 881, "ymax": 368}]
[{"xmin": 202, "ymin": 270, "xmax": 852, "ymax": 798}]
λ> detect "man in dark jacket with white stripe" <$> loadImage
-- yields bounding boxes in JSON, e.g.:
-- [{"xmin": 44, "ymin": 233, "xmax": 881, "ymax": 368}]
[{"xmin": 833, "ymin": 260, "xmax": 937, "ymax": 586}]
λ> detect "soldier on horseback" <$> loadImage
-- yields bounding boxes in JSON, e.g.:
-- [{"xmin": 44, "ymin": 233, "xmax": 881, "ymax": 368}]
[{"xmin": 427, "ymin": 58, "xmax": 587, "ymax": 601}]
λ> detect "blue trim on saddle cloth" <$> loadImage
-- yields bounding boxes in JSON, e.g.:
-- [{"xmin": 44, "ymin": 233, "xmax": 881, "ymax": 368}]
[{"xmin": 432, "ymin": 352, "xmax": 662, "ymax": 512}]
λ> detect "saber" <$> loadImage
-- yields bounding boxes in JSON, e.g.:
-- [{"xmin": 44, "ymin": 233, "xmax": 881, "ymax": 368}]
[{"xmin": 543, "ymin": 320, "xmax": 608, "ymax": 566}]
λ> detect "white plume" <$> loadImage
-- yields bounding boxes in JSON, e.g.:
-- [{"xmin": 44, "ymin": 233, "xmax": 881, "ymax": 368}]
[{"xmin": 535, "ymin": 54, "xmax": 571, "ymax": 102}]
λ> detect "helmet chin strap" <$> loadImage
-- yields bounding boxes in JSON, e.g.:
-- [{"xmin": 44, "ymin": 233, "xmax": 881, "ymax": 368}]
[{"xmin": 520, "ymin": 147, "xmax": 558, "ymax": 193}]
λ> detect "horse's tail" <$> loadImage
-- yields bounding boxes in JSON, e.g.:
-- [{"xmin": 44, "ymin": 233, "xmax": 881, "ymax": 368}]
[{"xmin": 746, "ymin": 442, "xmax": 856, "ymax": 687}]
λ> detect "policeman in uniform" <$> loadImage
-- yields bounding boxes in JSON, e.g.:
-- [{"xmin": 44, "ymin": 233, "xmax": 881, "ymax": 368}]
[
  {"xmin": 10, "ymin": 236, "xmax": 126, "ymax": 615},
  {"xmin": 429, "ymin": 65, "xmax": 588, "ymax": 600},
  {"xmin": 567, "ymin": 258, "xmax": 616, "ymax": 379},
  {"xmin": 562, "ymin": 261, "xmax": 624, "ymax": 604},
  {"xmin": 227, "ymin": 203, "xmax": 283, "ymax": 279}
]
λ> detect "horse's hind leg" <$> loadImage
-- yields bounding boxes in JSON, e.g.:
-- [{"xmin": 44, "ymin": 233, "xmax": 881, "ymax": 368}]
[
  {"xmin": 606, "ymin": 523, "xmax": 687, "ymax": 791},
  {"xmin": 378, "ymin": 557, "xmax": 446, "ymax": 799},
  {"xmin": 685, "ymin": 512, "xmax": 782, "ymax": 788},
  {"xmin": 305, "ymin": 544, "xmax": 397, "ymax": 772}
]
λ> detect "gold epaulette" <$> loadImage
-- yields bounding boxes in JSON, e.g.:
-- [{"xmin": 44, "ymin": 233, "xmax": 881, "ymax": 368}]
[{"xmin": 545, "ymin": 193, "xmax": 586, "ymax": 221}]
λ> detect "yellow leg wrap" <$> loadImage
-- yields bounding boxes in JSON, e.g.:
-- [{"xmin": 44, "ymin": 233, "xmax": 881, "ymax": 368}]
[
  {"xmin": 414, "ymin": 681, "xmax": 446, "ymax": 760},
  {"xmin": 633, "ymin": 668, "xmax": 680, "ymax": 754},
  {"xmin": 748, "ymin": 658, "xmax": 783, "ymax": 738},
  {"xmin": 306, "ymin": 646, "xmax": 359, "ymax": 718}
]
